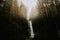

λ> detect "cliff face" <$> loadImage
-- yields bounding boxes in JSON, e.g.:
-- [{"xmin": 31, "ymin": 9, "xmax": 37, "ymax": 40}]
[
  {"xmin": 4, "ymin": 0, "xmax": 57, "ymax": 20},
  {"xmin": 10, "ymin": 0, "xmax": 39, "ymax": 20},
  {"xmin": 10, "ymin": 0, "xmax": 27, "ymax": 19}
]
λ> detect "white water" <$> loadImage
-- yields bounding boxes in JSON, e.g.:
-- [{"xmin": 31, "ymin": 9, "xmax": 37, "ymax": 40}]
[
  {"xmin": 28, "ymin": 21, "xmax": 34, "ymax": 38},
  {"xmin": 21, "ymin": 0, "xmax": 38, "ymax": 20},
  {"xmin": 17, "ymin": 0, "xmax": 38, "ymax": 20},
  {"xmin": 17, "ymin": 0, "xmax": 37, "ymax": 39}
]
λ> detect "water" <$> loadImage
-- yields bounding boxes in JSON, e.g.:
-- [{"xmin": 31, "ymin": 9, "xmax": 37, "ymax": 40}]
[
  {"xmin": 17, "ymin": 0, "xmax": 36, "ymax": 39},
  {"xmin": 28, "ymin": 21, "xmax": 34, "ymax": 38}
]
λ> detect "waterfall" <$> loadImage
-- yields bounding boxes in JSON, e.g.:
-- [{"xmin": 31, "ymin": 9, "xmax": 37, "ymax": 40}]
[
  {"xmin": 28, "ymin": 20, "xmax": 35, "ymax": 39},
  {"xmin": 17, "ymin": 0, "xmax": 38, "ymax": 39}
]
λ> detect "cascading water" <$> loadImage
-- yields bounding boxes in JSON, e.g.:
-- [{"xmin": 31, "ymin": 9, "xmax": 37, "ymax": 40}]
[
  {"xmin": 17, "ymin": 0, "xmax": 38, "ymax": 39},
  {"xmin": 21, "ymin": 0, "xmax": 35, "ymax": 39}
]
